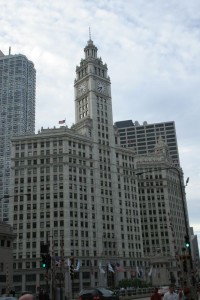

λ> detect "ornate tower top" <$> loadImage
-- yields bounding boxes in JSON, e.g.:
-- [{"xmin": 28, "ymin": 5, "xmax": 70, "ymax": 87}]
[
  {"xmin": 84, "ymin": 28, "xmax": 98, "ymax": 59},
  {"xmin": 154, "ymin": 136, "xmax": 172, "ymax": 162}
]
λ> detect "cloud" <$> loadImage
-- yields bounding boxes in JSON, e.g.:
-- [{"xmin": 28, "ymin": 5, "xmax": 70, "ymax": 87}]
[{"xmin": 0, "ymin": 0, "xmax": 200, "ymax": 235}]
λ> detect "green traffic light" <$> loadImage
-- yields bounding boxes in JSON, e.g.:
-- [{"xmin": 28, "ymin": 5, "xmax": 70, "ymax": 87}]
[
  {"xmin": 42, "ymin": 263, "xmax": 46, "ymax": 268},
  {"xmin": 184, "ymin": 236, "xmax": 190, "ymax": 249}
]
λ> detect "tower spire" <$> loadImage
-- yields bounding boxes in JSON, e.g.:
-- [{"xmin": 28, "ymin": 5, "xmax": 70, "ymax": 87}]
[{"xmin": 89, "ymin": 27, "xmax": 91, "ymax": 41}]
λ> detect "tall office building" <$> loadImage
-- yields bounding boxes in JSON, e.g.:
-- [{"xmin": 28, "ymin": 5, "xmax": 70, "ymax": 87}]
[
  {"xmin": 10, "ymin": 38, "xmax": 144, "ymax": 293},
  {"xmin": 134, "ymin": 139, "xmax": 189, "ymax": 285},
  {"xmin": 115, "ymin": 120, "xmax": 180, "ymax": 167},
  {"xmin": 0, "ymin": 49, "xmax": 36, "ymax": 222},
  {"xmin": 10, "ymin": 37, "xmax": 190, "ymax": 292},
  {"xmin": 189, "ymin": 227, "xmax": 200, "ymax": 275}
]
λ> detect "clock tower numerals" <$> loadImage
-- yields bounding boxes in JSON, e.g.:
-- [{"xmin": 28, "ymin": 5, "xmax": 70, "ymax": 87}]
[
  {"xmin": 97, "ymin": 81, "xmax": 106, "ymax": 94},
  {"xmin": 78, "ymin": 82, "xmax": 86, "ymax": 95}
]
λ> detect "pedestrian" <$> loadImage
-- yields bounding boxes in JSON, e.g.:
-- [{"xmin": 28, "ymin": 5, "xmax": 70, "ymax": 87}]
[
  {"xmin": 163, "ymin": 284, "xmax": 178, "ymax": 300},
  {"xmin": 178, "ymin": 288, "xmax": 184, "ymax": 300},
  {"xmin": 151, "ymin": 288, "xmax": 162, "ymax": 300},
  {"xmin": 39, "ymin": 289, "xmax": 45, "ymax": 300},
  {"xmin": 182, "ymin": 282, "xmax": 191, "ymax": 300},
  {"xmin": 196, "ymin": 282, "xmax": 200, "ymax": 300},
  {"xmin": 44, "ymin": 291, "xmax": 49, "ymax": 300}
]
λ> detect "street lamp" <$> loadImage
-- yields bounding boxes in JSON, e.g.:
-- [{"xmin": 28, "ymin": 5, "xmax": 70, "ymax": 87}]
[{"xmin": 136, "ymin": 166, "xmax": 193, "ymax": 280}]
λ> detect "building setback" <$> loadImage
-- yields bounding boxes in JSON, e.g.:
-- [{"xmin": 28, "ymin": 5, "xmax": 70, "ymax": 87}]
[
  {"xmin": 134, "ymin": 138, "xmax": 190, "ymax": 285},
  {"xmin": 0, "ymin": 49, "xmax": 36, "ymax": 222},
  {"xmin": 115, "ymin": 120, "xmax": 180, "ymax": 167}
]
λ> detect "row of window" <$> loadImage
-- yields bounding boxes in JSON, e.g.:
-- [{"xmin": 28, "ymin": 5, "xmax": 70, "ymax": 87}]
[
  {"xmin": 0, "ymin": 238, "xmax": 11, "ymax": 247},
  {"xmin": 15, "ymin": 140, "xmax": 63, "ymax": 150}
]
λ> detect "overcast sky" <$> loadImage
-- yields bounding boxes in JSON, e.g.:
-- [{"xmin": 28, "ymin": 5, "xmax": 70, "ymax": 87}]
[{"xmin": 1, "ymin": 0, "xmax": 200, "ymax": 241}]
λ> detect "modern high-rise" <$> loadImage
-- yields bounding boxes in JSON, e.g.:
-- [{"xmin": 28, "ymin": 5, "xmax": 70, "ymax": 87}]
[
  {"xmin": 0, "ymin": 49, "xmax": 36, "ymax": 222},
  {"xmin": 189, "ymin": 227, "xmax": 200, "ymax": 276},
  {"xmin": 115, "ymin": 120, "xmax": 180, "ymax": 167}
]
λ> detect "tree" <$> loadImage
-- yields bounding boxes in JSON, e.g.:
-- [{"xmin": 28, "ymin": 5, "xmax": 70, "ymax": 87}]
[{"xmin": 118, "ymin": 278, "xmax": 151, "ymax": 288}]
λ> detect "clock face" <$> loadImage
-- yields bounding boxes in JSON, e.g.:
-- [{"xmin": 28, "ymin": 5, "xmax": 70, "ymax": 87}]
[
  {"xmin": 78, "ymin": 82, "xmax": 86, "ymax": 94},
  {"xmin": 97, "ymin": 81, "xmax": 106, "ymax": 93}
]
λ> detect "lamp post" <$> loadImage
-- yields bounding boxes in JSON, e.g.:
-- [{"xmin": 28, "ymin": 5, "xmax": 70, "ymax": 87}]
[{"xmin": 136, "ymin": 166, "xmax": 194, "ymax": 283}]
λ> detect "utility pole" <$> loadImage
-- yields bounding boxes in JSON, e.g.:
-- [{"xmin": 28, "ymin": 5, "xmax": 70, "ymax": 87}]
[
  {"xmin": 60, "ymin": 235, "xmax": 65, "ymax": 300},
  {"xmin": 51, "ymin": 235, "xmax": 55, "ymax": 300},
  {"xmin": 70, "ymin": 257, "xmax": 75, "ymax": 300}
]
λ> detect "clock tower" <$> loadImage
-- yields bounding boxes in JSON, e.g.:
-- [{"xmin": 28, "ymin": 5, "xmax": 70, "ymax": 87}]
[
  {"xmin": 74, "ymin": 37, "xmax": 115, "ymax": 147},
  {"xmin": 73, "ymin": 37, "xmax": 120, "ymax": 262}
]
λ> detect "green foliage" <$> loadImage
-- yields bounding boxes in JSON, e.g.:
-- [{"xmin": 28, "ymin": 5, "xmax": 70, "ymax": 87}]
[{"xmin": 118, "ymin": 278, "xmax": 151, "ymax": 288}]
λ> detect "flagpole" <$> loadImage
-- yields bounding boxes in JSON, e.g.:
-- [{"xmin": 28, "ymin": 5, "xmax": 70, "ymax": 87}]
[
  {"xmin": 51, "ymin": 231, "xmax": 55, "ymax": 300},
  {"xmin": 60, "ymin": 235, "xmax": 64, "ymax": 300},
  {"xmin": 71, "ymin": 257, "xmax": 74, "ymax": 300}
]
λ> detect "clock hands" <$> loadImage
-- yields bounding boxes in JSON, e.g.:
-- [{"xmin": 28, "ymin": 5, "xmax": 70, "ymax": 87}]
[
  {"xmin": 97, "ymin": 82, "xmax": 105, "ymax": 93},
  {"xmin": 98, "ymin": 86, "xmax": 102, "ymax": 92}
]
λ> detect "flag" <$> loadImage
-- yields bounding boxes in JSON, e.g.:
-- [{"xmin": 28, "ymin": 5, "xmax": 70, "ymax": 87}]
[
  {"xmin": 99, "ymin": 262, "xmax": 105, "ymax": 274},
  {"xmin": 148, "ymin": 266, "xmax": 153, "ymax": 277},
  {"xmin": 136, "ymin": 266, "xmax": 141, "ymax": 277},
  {"xmin": 74, "ymin": 260, "xmax": 81, "ymax": 272},
  {"xmin": 108, "ymin": 263, "xmax": 115, "ymax": 273},
  {"xmin": 152, "ymin": 268, "xmax": 157, "ymax": 278},
  {"xmin": 131, "ymin": 270, "xmax": 136, "ymax": 277},
  {"xmin": 115, "ymin": 263, "xmax": 125, "ymax": 272},
  {"xmin": 59, "ymin": 120, "xmax": 65, "ymax": 124},
  {"xmin": 64, "ymin": 257, "xmax": 71, "ymax": 268},
  {"xmin": 55, "ymin": 256, "xmax": 61, "ymax": 267},
  {"xmin": 140, "ymin": 268, "xmax": 144, "ymax": 278}
]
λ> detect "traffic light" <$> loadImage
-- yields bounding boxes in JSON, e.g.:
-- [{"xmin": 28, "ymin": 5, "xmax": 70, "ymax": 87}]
[
  {"xmin": 41, "ymin": 254, "xmax": 47, "ymax": 268},
  {"xmin": 185, "ymin": 235, "xmax": 190, "ymax": 249},
  {"xmin": 41, "ymin": 254, "xmax": 51, "ymax": 269},
  {"xmin": 70, "ymin": 262, "xmax": 74, "ymax": 279}
]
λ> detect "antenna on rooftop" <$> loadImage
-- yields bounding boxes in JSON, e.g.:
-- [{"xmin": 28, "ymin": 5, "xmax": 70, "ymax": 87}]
[{"xmin": 9, "ymin": 46, "xmax": 11, "ymax": 55}]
